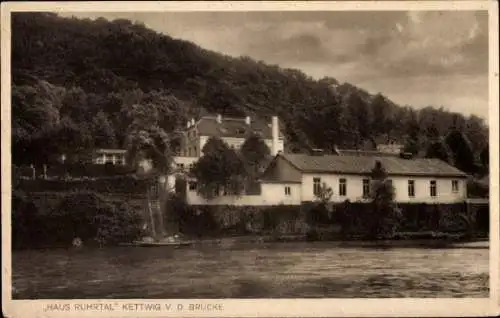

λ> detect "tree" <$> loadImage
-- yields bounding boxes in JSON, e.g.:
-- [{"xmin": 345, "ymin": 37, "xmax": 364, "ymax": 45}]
[
  {"xmin": 425, "ymin": 139, "xmax": 454, "ymax": 165},
  {"xmin": 403, "ymin": 110, "xmax": 420, "ymax": 155},
  {"xmin": 463, "ymin": 114, "xmax": 488, "ymax": 154},
  {"xmin": 480, "ymin": 145, "xmax": 489, "ymax": 169},
  {"xmin": 125, "ymin": 103, "xmax": 173, "ymax": 174},
  {"xmin": 11, "ymin": 81, "xmax": 64, "ymax": 165},
  {"xmin": 10, "ymin": 12, "xmax": 489, "ymax": 170},
  {"xmin": 345, "ymin": 92, "xmax": 372, "ymax": 141},
  {"xmin": 425, "ymin": 122, "xmax": 440, "ymax": 142},
  {"xmin": 445, "ymin": 129, "xmax": 477, "ymax": 174},
  {"xmin": 314, "ymin": 182, "xmax": 333, "ymax": 203},
  {"xmin": 52, "ymin": 116, "xmax": 94, "ymax": 162},
  {"xmin": 240, "ymin": 133, "xmax": 271, "ymax": 177},
  {"xmin": 370, "ymin": 94, "xmax": 393, "ymax": 136},
  {"xmin": 368, "ymin": 161, "xmax": 402, "ymax": 239},
  {"xmin": 91, "ymin": 111, "xmax": 117, "ymax": 149},
  {"xmin": 191, "ymin": 137, "xmax": 247, "ymax": 199},
  {"xmin": 337, "ymin": 103, "xmax": 362, "ymax": 148}
]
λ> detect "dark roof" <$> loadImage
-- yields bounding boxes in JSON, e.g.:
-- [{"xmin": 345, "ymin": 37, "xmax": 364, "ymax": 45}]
[
  {"xmin": 336, "ymin": 149, "xmax": 399, "ymax": 157},
  {"xmin": 259, "ymin": 156, "xmax": 302, "ymax": 183},
  {"xmin": 193, "ymin": 116, "xmax": 284, "ymax": 139},
  {"xmin": 280, "ymin": 153, "xmax": 467, "ymax": 177}
]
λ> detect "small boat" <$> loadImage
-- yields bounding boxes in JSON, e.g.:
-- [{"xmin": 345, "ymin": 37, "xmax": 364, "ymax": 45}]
[
  {"xmin": 130, "ymin": 240, "xmax": 194, "ymax": 247},
  {"xmin": 119, "ymin": 235, "xmax": 194, "ymax": 248}
]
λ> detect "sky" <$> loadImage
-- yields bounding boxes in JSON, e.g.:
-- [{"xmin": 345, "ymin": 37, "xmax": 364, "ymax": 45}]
[{"xmin": 59, "ymin": 10, "xmax": 489, "ymax": 120}]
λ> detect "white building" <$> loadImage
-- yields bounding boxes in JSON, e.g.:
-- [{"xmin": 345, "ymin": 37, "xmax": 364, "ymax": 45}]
[
  {"xmin": 184, "ymin": 152, "xmax": 468, "ymax": 206},
  {"xmin": 258, "ymin": 153, "xmax": 468, "ymax": 204},
  {"xmin": 168, "ymin": 114, "xmax": 467, "ymax": 206},
  {"xmin": 89, "ymin": 148, "xmax": 127, "ymax": 165},
  {"xmin": 178, "ymin": 114, "xmax": 284, "ymax": 160}
]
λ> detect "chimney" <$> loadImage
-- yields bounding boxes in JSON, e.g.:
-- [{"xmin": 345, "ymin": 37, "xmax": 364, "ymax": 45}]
[
  {"xmin": 245, "ymin": 116, "xmax": 251, "ymax": 125},
  {"xmin": 186, "ymin": 120, "xmax": 191, "ymax": 129},
  {"xmin": 271, "ymin": 116, "xmax": 279, "ymax": 156},
  {"xmin": 216, "ymin": 114, "xmax": 222, "ymax": 123}
]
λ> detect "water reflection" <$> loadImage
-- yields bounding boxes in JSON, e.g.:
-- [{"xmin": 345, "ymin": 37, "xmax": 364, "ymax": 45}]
[{"xmin": 12, "ymin": 242, "xmax": 488, "ymax": 298}]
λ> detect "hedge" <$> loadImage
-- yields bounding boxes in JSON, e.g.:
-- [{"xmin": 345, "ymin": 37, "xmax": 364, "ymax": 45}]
[
  {"xmin": 15, "ymin": 175, "xmax": 154, "ymax": 195},
  {"xmin": 12, "ymin": 188, "xmax": 489, "ymax": 248},
  {"xmin": 161, "ymin": 199, "xmax": 489, "ymax": 240},
  {"xmin": 13, "ymin": 163, "xmax": 136, "ymax": 179},
  {"xmin": 12, "ymin": 190, "xmax": 146, "ymax": 249}
]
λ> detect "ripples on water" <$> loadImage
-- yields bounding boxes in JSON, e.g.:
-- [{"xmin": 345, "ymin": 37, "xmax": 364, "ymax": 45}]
[{"xmin": 12, "ymin": 242, "xmax": 488, "ymax": 298}]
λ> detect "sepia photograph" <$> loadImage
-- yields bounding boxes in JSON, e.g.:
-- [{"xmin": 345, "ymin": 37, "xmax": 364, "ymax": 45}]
[{"xmin": 1, "ymin": 1, "xmax": 499, "ymax": 317}]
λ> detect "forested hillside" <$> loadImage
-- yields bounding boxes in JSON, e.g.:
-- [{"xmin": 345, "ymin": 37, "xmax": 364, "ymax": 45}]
[{"xmin": 12, "ymin": 13, "xmax": 489, "ymax": 175}]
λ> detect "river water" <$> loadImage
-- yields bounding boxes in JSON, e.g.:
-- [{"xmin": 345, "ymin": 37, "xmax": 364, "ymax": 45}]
[{"xmin": 12, "ymin": 241, "xmax": 488, "ymax": 298}]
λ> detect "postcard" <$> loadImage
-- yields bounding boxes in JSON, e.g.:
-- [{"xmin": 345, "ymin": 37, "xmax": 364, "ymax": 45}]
[{"xmin": 1, "ymin": 1, "xmax": 499, "ymax": 317}]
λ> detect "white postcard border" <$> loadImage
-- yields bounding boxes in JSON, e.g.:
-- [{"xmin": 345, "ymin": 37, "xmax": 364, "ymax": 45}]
[{"xmin": 2, "ymin": 1, "xmax": 499, "ymax": 317}]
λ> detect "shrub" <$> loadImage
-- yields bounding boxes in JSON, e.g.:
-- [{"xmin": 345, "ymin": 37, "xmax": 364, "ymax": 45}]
[
  {"xmin": 11, "ymin": 190, "xmax": 145, "ymax": 248},
  {"xmin": 94, "ymin": 199, "xmax": 146, "ymax": 245},
  {"xmin": 467, "ymin": 178, "xmax": 489, "ymax": 198},
  {"xmin": 12, "ymin": 190, "xmax": 41, "ymax": 249},
  {"xmin": 16, "ymin": 175, "xmax": 152, "ymax": 194}
]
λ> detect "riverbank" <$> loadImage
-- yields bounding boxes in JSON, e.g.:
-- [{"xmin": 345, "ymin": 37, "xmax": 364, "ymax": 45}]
[{"xmin": 189, "ymin": 234, "xmax": 489, "ymax": 249}]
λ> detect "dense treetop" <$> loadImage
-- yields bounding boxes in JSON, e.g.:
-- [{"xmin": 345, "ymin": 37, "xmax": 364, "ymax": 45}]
[{"xmin": 12, "ymin": 13, "xmax": 488, "ymax": 175}]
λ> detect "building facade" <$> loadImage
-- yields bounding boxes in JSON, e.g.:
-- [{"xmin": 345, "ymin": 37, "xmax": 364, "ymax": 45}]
[
  {"xmin": 91, "ymin": 149, "xmax": 127, "ymax": 165},
  {"xmin": 178, "ymin": 114, "xmax": 284, "ymax": 159},
  {"xmin": 183, "ymin": 152, "xmax": 468, "ymax": 206},
  {"xmin": 261, "ymin": 153, "xmax": 468, "ymax": 204}
]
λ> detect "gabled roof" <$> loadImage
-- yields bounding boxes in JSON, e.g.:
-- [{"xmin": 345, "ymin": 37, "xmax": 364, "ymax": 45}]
[
  {"xmin": 259, "ymin": 155, "xmax": 302, "ymax": 183},
  {"xmin": 335, "ymin": 149, "xmax": 399, "ymax": 157},
  {"xmin": 280, "ymin": 153, "xmax": 467, "ymax": 178},
  {"xmin": 192, "ymin": 116, "xmax": 284, "ymax": 139}
]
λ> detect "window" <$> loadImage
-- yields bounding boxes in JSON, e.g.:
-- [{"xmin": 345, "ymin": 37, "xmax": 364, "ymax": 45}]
[
  {"xmin": 430, "ymin": 180, "xmax": 437, "ymax": 197},
  {"xmin": 188, "ymin": 181, "xmax": 197, "ymax": 191},
  {"xmin": 408, "ymin": 180, "xmax": 415, "ymax": 197},
  {"xmin": 339, "ymin": 178, "xmax": 347, "ymax": 196},
  {"xmin": 362, "ymin": 179, "xmax": 370, "ymax": 198},
  {"xmin": 150, "ymin": 183, "xmax": 159, "ymax": 196},
  {"xmin": 313, "ymin": 178, "xmax": 321, "ymax": 196},
  {"xmin": 452, "ymin": 180, "xmax": 459, "ymax": 193},
  {"xmin": 285, "ymin": 186, "xmax": 291, "ymax": 196}
]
